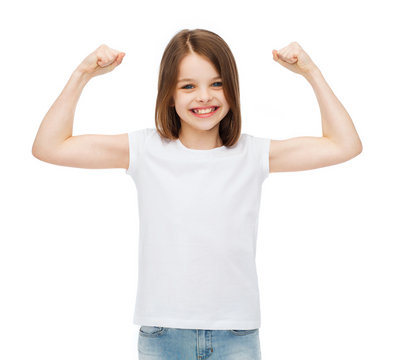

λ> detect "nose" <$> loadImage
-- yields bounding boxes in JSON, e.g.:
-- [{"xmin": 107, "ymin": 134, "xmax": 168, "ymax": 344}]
[{"xmin": 196, "ymin": 87, "xmax": 213, "ymax": 103}]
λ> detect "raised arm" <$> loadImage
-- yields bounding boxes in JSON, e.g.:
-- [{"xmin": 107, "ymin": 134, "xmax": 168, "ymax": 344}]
[
  {"xmin": 32, "ymin": 44, "xmax": 129, "ymax": 169},
  {"xmin": 269, "ymin": 42, "xmax": 362, "ymax": 173}
]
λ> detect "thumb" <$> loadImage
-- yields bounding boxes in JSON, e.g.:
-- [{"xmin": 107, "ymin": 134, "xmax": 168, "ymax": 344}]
[
  {"xmin": 272, "ymin": 49, "xmax": 279, "ymax": 61},
  {"xmin": 272, "ymin": 49, "xmax": 298, "ymax": 65},
  {"xmin": 115, "ymin": 52, "xmax": 126, "ymax": 65},
  {"xmin": 106, "ymin": 52, "xmax": 126, "ymax": 70}
]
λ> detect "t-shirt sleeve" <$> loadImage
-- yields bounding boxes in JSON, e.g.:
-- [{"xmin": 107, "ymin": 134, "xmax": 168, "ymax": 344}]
[
  {"xmin": 252, "ymin": 136, "xmax": 271, "ymax": 182},
  {"xmin": 125, "ymin": 128, "xmax": 149, "ymax": 178}
]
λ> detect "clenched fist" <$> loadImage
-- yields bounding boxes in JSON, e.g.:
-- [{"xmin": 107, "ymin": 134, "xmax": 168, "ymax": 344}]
[
  {"xmin": 77, "ymin": 44, "xmax": 125, "ymax": 78},
  {"xmin": 272, "ymin": 42, "xmax": 318, "ymax": 77}
]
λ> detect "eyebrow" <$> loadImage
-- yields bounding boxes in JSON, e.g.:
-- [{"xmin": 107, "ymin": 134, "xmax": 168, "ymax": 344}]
[{"xmin": 177, "ymin": 76, "xmax": 222, "ymax": 83}]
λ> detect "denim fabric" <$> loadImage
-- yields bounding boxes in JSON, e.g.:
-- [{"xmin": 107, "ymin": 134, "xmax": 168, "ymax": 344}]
[{"xmin": 138, "ymin": 326, "xmax": 262, "ymax": 360}]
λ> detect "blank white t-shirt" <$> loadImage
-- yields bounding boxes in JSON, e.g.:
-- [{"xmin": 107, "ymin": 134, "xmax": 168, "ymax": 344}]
[{"xmin": 126, "ymin": 128, "xmax": 271, "ymax": 330}]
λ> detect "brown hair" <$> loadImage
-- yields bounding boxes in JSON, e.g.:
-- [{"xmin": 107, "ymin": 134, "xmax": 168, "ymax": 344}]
[{"xmin": 155, "ymin": 28, "xmax": 241, "ymax": 147}]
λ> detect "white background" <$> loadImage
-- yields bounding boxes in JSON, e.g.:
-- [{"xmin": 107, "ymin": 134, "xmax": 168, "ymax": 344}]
[{"xmin": 1, "ymin": 0, "xmax": 398, "ymax": 359}]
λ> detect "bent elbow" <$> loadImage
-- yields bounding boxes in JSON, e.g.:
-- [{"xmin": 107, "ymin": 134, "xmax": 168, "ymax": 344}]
[
  {"xmin": 32, "ymin": 142, "xmax": 44, "ymax": 160},
  {"xmin": 347, "ymin": 145, "xmax": 363, "ymax": 161},
  {"xmin": 353, "ymin": 142, "xmax": 363, "ymax": 157},
  {"xmin": 32, "ymin": 143, "xmax": 39, "ymax": 159},
  {"xmin": 32, "ymin": 144, "xmax": 49, "ymax": 161}
]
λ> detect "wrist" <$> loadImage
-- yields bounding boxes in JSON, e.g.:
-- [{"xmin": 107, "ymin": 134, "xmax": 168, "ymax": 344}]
[
  {"xmin": 73, "ymin": 66, "xmax": 93, "ymax": 84},
  {"xmin": 303, "ymin": 66, "xmax": 322, "ymax": 84}
]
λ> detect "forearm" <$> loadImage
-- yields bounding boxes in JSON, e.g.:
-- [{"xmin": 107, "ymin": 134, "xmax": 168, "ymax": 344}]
[
  {"xmin": 304, "ymin": 68, "xmax": 363, "ymax": 154},
  {"xmin": 32, "ymin": 68, "xmax": 91, "ymax": 156}
]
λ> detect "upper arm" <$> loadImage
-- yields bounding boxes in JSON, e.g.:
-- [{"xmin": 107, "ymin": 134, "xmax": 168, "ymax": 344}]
[
  {"xmin": 32, "ymin": 133, "xmax": 129, "ymax": 169},
  {"xmin": 269, "ymin": 136, "xmax": 361, "ymax": 173}
]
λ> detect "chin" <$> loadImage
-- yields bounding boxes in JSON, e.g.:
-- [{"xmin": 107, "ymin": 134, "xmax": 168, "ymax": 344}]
[{"xmin": 194, "ymin": 122, "xmax": 221, "ymax": 132}]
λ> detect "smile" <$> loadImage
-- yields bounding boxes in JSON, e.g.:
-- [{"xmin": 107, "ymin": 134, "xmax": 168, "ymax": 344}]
[{"xmin": 190, "ymin": 106, "xmax": 219, "ymax": 117}]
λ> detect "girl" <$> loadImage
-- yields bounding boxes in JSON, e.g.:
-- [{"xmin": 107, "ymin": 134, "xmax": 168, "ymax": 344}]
[{"xmin": 32, "ymin": 29, "xmax": 362, "ymax": 360}]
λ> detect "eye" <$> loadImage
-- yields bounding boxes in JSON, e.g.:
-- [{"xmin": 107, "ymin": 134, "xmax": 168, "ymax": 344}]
[{"xmin": 181, "ymin": 81, "xmax": 222, "ymax": 90}]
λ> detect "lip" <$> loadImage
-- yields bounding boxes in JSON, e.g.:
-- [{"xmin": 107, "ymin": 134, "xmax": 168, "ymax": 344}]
[
  {"xmin": 190, "ymin": 106, "xmax": 219, "ymax": 110},
  {"xmin": 190, "ymin": 106, "xmax": 219, "ymax": 118}
]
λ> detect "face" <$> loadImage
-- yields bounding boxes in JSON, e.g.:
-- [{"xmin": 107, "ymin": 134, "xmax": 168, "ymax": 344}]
[{"xmin": 172, "ymin": 52, "xmax": 230, "ymax": 133}]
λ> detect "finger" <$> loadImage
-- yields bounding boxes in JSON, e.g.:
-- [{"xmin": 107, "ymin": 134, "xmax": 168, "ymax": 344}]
[
  {"xmin": 118, "ymin": 52, "xmax": 126, "ymax": 64},
  {"xmin": 96, "ymin": 45, "xmax": 110, "ymax": 65},
  {"xmin": 98, "ymin": 55, "xmax": 115, "ymax": 67},
  {"xmin": 102, "ymin": 49, "xmax": 124, "ymax": 67},
  {"xmin": 97, "ymin": 57, "xmax": 112, "ymax": 67},
  {"xmin": 113, "ymin": 53, "xmax": 125, "ymax": 66},
  {"xmin": 281, "ymin": 55, "xmax": 297, "ymax": 64},
  {"xmin": 273, "ymin": 49, "xmax": 287, "ymax": 63},
  {"xmin": 96, "ymin": 46, "xmax": 116, "ymax": 67},
  {"xmin": 276, "ymin": 51, "xmax": 297, "ymax": 64},
  {"xmin": 288, "ymin": 54, "xmax": 298, "ymax": 64},
  {"xmin": 112, "ymin": 50, "xmax": 124, "ymax": 65},
  {"xmin": 108, "ymin": 53, "xmax": 125, "ymax": 70},
  {"xmin": 276, "ymin": 50, "xmax": 289, "ymax": 62}
]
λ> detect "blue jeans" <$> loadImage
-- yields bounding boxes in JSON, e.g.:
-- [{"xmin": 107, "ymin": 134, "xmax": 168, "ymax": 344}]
[{"xmin": 138, "ymin": 326, "xmax": 262, "ymax": 360}]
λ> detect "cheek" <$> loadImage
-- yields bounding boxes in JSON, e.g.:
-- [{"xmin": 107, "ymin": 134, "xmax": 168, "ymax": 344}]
[
  {"xmin": 174, "ymin": 103, "xmax": 187, "ymax": 116},
  {"xmin": 175, "ymin": 96, "xmax": 190, "ymax": 108},
  {"xmin": 174, "ymin": 101, "xmax": 183, "ymax": 110}
]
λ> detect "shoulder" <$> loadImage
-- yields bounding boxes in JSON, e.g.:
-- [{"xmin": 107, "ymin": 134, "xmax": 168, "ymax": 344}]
[
  {"xmin": 127, "ymin": 127, "xmax": 156, "ymax": 137},
  {"xmin": 127, "ymin": 128, "xmax": 157, "ymax": 144},
  {"xmin": 243, "ymin": 133, "xmax": 271, "ymax": 149}
]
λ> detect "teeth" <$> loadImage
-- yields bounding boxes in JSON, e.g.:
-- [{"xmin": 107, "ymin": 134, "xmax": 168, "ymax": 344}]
[{"xmin": 193, "ymin": 107, "xmax": 216, "ymax": 114}]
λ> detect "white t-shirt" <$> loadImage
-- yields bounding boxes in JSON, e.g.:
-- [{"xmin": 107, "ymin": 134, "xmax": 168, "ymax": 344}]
[{"xmin": 126, "ymin": 128, "xmax": 271, "ymax": 330}]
